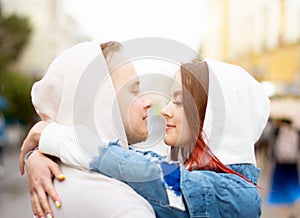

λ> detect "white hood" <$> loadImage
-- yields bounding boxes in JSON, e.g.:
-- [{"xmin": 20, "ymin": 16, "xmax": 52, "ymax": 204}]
[
  {"xmin": 31, "ymin": 40, "xmax": 128, "ymax": 155},
  {"xmin": 203, "ymin": 59, "xmax": 270, "ymax": 166}
]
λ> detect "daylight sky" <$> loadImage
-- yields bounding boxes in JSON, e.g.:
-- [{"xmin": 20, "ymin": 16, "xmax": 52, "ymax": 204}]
[{"xmin": 63, "ymin": 0, "xmax": 211, "ymax": 51}]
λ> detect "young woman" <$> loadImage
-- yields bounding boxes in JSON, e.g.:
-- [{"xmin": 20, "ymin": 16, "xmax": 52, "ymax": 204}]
[{"xmin": 83, "ymin": 59, "xmax": 268, "ymax": 218}]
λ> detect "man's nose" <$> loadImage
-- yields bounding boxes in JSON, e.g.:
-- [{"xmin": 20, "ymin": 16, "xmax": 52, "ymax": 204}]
[{"xmin": 142, "ymin": 96, "xmax": 152, "ymax": 109}]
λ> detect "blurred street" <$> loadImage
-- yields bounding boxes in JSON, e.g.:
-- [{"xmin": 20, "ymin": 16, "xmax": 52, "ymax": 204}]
[
  {"xmin": 0, "ymin": 146, "xmax": 299, "ymax": 218},
  {"xmin": 0, "ymin": 146, "xmax": 32, "ymax": 217},
  {"xmin": 257, "ymin": 156, "xmax": 300, "ymax": 218}
]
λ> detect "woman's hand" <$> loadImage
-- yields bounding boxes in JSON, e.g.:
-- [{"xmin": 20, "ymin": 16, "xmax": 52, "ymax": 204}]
[
  {"xmin": 19, "ymin": 121, "xmax": 49, "ymax": 174},
  {"xmin": 25, "ymin": 150, "xmax": 65, "ymax": 218},
  {"xmin": 19, "ymin": 121, "xmax": 65, "ymax": 217}
]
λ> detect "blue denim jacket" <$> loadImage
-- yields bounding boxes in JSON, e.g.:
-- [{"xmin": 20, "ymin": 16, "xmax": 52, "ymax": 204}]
[{"xmin": 90, "ymin": 142, "xmax": 261, "ymax": 218}]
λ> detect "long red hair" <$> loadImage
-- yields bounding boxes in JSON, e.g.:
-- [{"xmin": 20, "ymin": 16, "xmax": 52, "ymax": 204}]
[{"xmin": 171, "ymin": 60, "xmax": 252, "ymax": 183}]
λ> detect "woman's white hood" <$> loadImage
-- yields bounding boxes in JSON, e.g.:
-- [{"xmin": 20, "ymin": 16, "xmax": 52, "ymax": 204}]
[
  {"xmin": 31, "ymin": 40, "xmax": 128, "ymax": 154},
  {"xmin": 203, "ymin": 59, "xmax": 270, "ymax": 166}
]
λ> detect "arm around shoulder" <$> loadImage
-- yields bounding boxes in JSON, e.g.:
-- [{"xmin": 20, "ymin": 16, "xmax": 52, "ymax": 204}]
[{"xmin": 39, "ymin": 122, "xmax": 95, "ymax": 169}]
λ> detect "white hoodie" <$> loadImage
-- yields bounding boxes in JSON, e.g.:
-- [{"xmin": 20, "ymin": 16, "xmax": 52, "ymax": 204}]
[
  {"xmin": 203, "ymin": 58, "xmax": 270, "ymax": 166},
  {"xmin": 32, "ymin": 40, "xmax": 129, "ymax": 167}
]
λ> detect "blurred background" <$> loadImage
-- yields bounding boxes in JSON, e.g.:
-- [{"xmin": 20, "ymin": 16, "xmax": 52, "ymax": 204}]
[{"xmin": 0, "ymin": 0, "xmax": 299, "ymax": 217}]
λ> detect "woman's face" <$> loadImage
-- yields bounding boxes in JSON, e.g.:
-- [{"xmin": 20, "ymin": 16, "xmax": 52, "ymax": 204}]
[{"xmin": 161, "ymin": 73, "xmax": 192, "ymax": 147}]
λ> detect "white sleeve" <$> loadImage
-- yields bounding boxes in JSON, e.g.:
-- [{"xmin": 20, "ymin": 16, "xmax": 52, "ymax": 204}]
[{"xmin": 39, "ymin": 122, "xmax": 102, "ymax": 169}]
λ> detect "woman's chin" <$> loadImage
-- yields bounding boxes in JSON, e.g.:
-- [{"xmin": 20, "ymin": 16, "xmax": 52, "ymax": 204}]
[{"xmin": 163, "ymin": 137, "xmax": 176, "ymax": 147}]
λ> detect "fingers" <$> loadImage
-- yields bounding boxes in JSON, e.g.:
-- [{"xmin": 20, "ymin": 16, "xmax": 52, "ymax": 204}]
[
  {"xmin": 31, "ymin": 177, "xmax": 59, "ymax": 218},
  {"xmin": 37, "ymin": 187, "xmax": 54, "ymax": 218},
  {"xmin": 31, "ymin": 190, "xmax": 53, "ymax": 218},
  {"xmin": 46, "ymin": 161, "xmax": 64, "ymax": 208},
  {"xmin": 26, "ymin": 151, "xmax": 63, "ymax": 217},
  {"xmin": 30, "ymin": 192, "xmax": 42, "ymax": 217},
  {"xmin": 44, "ymin": 181, "xmax": 61, "ymax": 209},
  {"xmin": 48, "ymin": 161, "xmax": 65, "ymax": 182}
]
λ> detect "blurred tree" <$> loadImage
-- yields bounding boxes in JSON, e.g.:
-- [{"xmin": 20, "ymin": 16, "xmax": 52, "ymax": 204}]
[
  {"xmin": 0, "ymin": 4, "xmax": 32, "ymax": 70},
  {"xmin": 0, "ymin": 3, "xmax": 35, "ymax": 124},
  {"xmin": 0, "ymin": 70, "xmax": 36, "ymax": 124}
]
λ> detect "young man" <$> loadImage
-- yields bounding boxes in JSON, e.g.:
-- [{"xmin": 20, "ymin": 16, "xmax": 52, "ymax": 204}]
[{"xmin": 20, "ymin": 41, "xmax": 155, "ymax": 218}]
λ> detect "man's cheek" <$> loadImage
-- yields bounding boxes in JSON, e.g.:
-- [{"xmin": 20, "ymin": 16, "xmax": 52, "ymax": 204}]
[{"xmin": 117, "ymin": 93, "xmax": 130, "ymax": 110}]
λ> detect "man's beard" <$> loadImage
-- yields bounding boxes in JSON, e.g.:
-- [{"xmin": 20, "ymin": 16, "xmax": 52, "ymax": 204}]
[{"xmin": 125, "ymin": 127, "xmax": 148, "ymax": 145}]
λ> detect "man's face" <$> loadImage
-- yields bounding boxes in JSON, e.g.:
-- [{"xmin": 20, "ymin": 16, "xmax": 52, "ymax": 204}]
[{"xmin": 111, "ymin": 62, "xmax": 153, "ymax": 145}]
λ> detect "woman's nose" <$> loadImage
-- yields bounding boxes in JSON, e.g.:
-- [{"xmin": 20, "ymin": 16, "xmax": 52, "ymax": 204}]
[{"xmin": 160, "ymin": 102, "xmax": 172, "ymax": 118}]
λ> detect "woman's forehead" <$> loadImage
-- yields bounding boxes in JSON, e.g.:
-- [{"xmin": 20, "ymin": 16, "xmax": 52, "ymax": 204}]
[{"xmin": 170, "ymin": 72, "xmax": 182, "ymax": 96}]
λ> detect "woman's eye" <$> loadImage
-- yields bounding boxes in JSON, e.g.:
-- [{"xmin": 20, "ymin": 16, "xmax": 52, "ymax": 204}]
[{"xmin": 172, "ymin": 101, "xmax": 182, "ymax": 106}]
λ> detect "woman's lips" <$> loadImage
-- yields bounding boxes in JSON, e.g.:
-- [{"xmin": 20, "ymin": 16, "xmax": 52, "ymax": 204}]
[{"xmin": 166, "ymin": 124, "xmax": 176, "ymax": 131}]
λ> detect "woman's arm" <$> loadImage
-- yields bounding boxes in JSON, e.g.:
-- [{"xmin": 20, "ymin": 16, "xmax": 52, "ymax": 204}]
[
  {"xmin": 38, "ymin": 122, "xmax": 101, "ymax": 169},
  {"xmin": 90, "ymin": 144, "xmax": 261, "ymax": 218},
  {"xmin": 90, "ymin": 143, "xmax": 183, "ymax": 210}
]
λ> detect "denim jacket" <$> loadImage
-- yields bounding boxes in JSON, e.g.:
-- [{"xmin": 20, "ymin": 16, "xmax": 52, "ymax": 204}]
[{"xmin": 90, "ymin": 142, "xmax": 261, "ymax": 218}]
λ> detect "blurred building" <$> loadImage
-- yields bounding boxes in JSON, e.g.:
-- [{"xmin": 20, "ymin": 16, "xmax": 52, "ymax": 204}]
[
  {"xmin": 1, "ymin": 0, "xmax": 87, "ymax": 77},
  {"xmin": 202, "ymin": 0, "xmax": 300, "ymax": 97}
]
